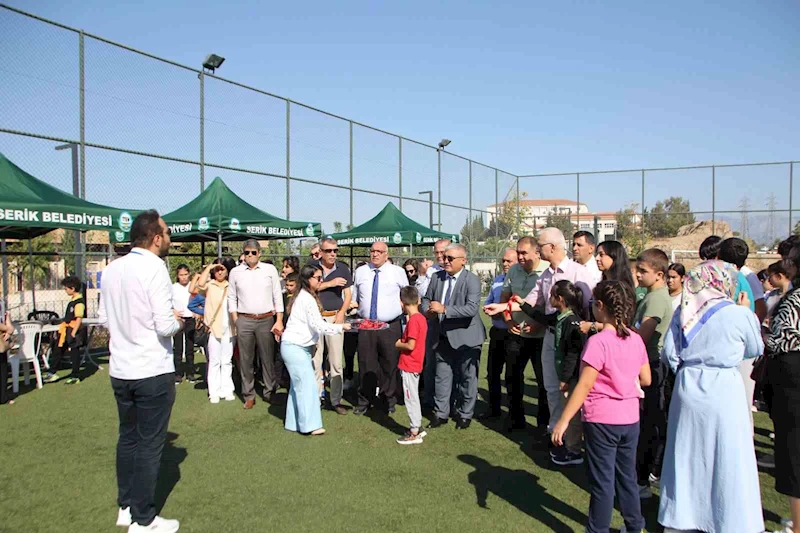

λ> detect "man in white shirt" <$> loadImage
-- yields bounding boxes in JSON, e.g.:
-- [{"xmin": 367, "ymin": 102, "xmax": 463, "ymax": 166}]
[
  {"xmin": 572, "ymin": 230, "xmax": 603, "ymax": 285},
  {"xmin": 422, "ymin": 239, "xmax": 450, "ymax": 408},
  {"xmin": 228, "ymin": 239, "xmax": 284, "ymax": 409},
  {"xmin": 171, "ymin": 264, "xmax": 196, "ymax": 383},
  {"xmin": 98, "ymin": 210, "xmax": 183, "ymax": 533},
  {"xmin": 351, "ymin": 241, "xmax": 408, "ymax": 415}
]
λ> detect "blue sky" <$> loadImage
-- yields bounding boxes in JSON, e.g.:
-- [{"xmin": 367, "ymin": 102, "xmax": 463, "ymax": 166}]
[{"xmin": 1, "ymin": 0, "xmax": 798, "ymax": 237}]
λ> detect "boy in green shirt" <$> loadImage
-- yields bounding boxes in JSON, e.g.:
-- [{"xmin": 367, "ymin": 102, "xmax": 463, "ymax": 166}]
[{"xmin": 633, "ymin": 248, "xmax": 674, "ymax": 497}]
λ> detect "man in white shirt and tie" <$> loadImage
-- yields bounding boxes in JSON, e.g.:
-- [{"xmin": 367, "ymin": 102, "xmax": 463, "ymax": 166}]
[
  {"xmin": 352, "ymin": 241, "xmax": 408, "ymax": 415},
  {"xmin": 99, "ymin": 210, "xmax": 183, "ymax": 533}
]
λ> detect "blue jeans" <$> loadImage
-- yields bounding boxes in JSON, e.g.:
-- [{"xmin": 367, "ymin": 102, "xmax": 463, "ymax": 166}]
[
  {"xmin": 584, "ymin": 421, "xmax": 644, "ymax": 533},
  {"xmin": 281, "ymin": 342, "xmax": 322, "ymax": 433},
  {"xmin": 111, "ymin": 372, "xmax": 176, "ymax": 526}
]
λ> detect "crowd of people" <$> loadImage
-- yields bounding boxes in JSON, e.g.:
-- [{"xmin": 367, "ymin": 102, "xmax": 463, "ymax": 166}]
[{"xmin": 2, "ymin": 207, "xmax": 799, "ymax": 533}]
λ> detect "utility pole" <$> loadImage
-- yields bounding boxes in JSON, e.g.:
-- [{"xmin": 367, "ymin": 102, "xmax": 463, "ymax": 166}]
[
  {"xmin": 766, "ymin": 193, "xmax": 777, "ymax": 245},
  {"xmin": 739, "ymin": 197, "xmax": 750, "ymax": 240}
]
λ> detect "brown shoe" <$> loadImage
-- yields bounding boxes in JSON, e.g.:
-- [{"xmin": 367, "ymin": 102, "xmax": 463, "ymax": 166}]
[
  {"xmin": 334, "ymin": 405, "xmax": 348, "ymax": 415},
  {"xmin": 243, "ymin": 399, "xmax": 256, "ymax": 409}
]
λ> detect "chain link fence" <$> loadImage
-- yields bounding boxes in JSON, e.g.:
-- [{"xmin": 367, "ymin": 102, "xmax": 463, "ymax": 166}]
[{"xmin": 0, "ymin": 4, "xmax": 521, "ymax": 317}]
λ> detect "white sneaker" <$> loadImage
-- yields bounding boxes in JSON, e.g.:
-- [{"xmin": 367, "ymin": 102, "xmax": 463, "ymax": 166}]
[
  {"xmin": 209, "ymin": 396, "xmax": 220, "ymax": 404},
  {"xmin": 638, "ymin": 484, "xmax": 652, "ymax": 499},
  {"xmin": 116, "ymin": 507, "xmax": 131, "ymax": 527},
  {"xmin": 128, "ymin": 516, "xmax": 180, "ymax": 532},
  {"xmin": 648, "ymin": 472, "xmax": 661, "ymax": 488},
  {"xmin": 224, "ymin": 395, "xmax": 235, "ymax": 401}
]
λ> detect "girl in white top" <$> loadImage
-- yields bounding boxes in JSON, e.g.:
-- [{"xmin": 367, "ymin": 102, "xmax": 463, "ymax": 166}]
[{"xmin": 281, "ymin": 265, "xmax": 351, "ymax": 435}]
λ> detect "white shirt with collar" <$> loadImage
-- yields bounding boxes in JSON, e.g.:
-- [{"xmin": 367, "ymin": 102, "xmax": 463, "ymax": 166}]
[
  {"xmin": 227, "ymin": 261, "xmax": 284, "ymax": 315},
  {"xmin": 98, "ymin": 247, "xmax": 182, "ymax": 380},
  {"xmin": 440, "ymin": 268, "xmax": 463, "ymax": 307},
  {"xmin": 581, "ymin": 257, "xmax": 603, "ymax": 285},
  {"xmin": 282, "ymin": 290, "xmax": 344, "ymax": 347},
  {"xmin": 172, "ymin": 282, "xmax": 193, "ymax": 318},
  {"xmin": 353, "ymin": 262, "xmax": 408, "ymax": 322}
]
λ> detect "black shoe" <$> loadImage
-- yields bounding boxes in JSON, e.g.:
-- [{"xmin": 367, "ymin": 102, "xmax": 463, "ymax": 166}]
[
  {"xmin": 387, "ymin": 404, "xmax": 396, "ymax": 414},
  {"xmin": 504, "ymin": 418, "xmax": 527, "ymax": 433},
  {"xmin": 427, "ymin": 417, "xmax": 448, "ymax": 429},
  {"xmin": 477, "ymin": 410, "xmax": 502, "ymax": 421},
  {"xmin": 353, "ymin": 406, "xmax": 368, "ymax": 416},
  {"xmin": 456, "ymin": 418, "xmax": 472, "ymax": 430}
]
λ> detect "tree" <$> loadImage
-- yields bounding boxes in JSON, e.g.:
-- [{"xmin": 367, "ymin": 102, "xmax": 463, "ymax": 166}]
[
  {"xmin": 460, "ymin": 215, "xmax": 486, "ymax": 247},
  {"xmin": 615, "ymin": 203, "xmax": 646, "ymax": 257},
  {"xmin": 646, "ymin": 196, "xmax": 696, "ymax": 238},
  {"xmin": 494, "ymin": 192, "xmax": 532, "ymax": 237},
  {"xmin": 545, "ymin": 209, "xmax": 574, "ymax": 238},
  {"xmin": 60, "ymin": 230, "xmax": 77, "ymax": 276},
  {"xmin": 8, "ymin": 233, "xmax": 56, "ymax": 290},
  {"xmin": 332, "ymin": 221, "xmax": 343, "ymax": 233}
]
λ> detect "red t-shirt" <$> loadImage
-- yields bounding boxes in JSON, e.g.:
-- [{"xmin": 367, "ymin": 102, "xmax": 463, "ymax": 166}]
[{"xmin": 398, "ymin": 313, "xmax": 428, "ymax": 374}]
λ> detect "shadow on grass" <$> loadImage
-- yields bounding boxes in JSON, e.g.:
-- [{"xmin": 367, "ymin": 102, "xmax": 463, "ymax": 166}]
[
  {"xmin": 155, "ymin": 432, "xmax": 187, "ymax": 515},
  {"xmin": 459, "ymin": 454, "xmax": 586, "ymax": 532}
]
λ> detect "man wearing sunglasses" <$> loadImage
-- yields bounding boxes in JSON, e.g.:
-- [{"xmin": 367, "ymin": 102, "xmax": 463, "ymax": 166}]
[
  {"xmin": 308, "ymin": 243, "xmax": 322, "ymax": 265},
  {"xmin": 352, "ymin": 241, "xmax": 408, "ymax": 415},
  {"xmin": 228, "ymin": 239, "xmax": 285, "ymax": 409},
  {"xmin": 422, "ymin": 243, "xmax": 485, "ymax": 430},
  {"xmin": 313, "ymin": 238, "xmax": 352, "ymax": 415}
]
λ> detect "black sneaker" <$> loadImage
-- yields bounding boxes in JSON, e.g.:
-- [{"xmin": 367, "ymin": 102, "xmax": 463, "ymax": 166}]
[
  {"xmin": 552, "ymin": 449, "xmax": 584, "ymax": 466},
  {"xmin": 427, "ymin": 417, "xmax": 448, "ymax": 429},
  {"xmin": 353, "ymin": 406, "xmax": 368, "ymax": 415}
]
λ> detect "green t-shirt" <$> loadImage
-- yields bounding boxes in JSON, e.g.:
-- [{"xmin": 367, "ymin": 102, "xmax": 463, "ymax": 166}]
[{"xmin": 634, "ymin": 285, "xmax": 673, "ymax": 362}]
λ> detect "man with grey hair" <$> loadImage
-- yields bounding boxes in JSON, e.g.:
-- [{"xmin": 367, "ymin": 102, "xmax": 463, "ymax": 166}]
[
  {"xmin": 422, "ymin": 243, "xmax": 485, "ymax": 429},
  {"xmin": 228, "ymin": 239, "xmax": 285, "ymax": 409},
  {"xmin": 422, "ymin": 238, "xmax": 451, "ymax": 408},
  {"xmin": 523, "ymin": 227, "xmax": 595, "ymax": 442},
  {"xmin": 314, "ymin": 237, "xmax": 352, "ymax": 414}
]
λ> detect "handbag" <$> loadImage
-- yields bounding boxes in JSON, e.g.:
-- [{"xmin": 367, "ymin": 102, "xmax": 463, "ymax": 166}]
[
  {"xmin": 194, "ymin": 285, "xmax": 227, "ymax": 346},
  {"xmin": 751, "ymin": 354, "xmax": 769, "ymax": 384}
]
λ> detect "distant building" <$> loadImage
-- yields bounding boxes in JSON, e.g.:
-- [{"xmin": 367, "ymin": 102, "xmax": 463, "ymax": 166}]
[{"xmin": 487, "ymin": 199, "xmax": 632, "ymax": 241}]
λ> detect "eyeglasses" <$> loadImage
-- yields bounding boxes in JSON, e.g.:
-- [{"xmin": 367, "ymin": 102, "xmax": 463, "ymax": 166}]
[
  {"xmin": 444, "ymin": 255, "xmax": 464, "ymax": 263},
  {"xmin": 311, "ymin": 251, "xmax": 321, "ymax": 257},
  {"xmin": 238, "ymin": 259, "xmax": 245, "ymax": 264},
  {"xmin": 370, "ymin": 250, "xmax": 387, "ymax": 255},
  {"xmin": 538, "ymin": 242, "xmax": 555, "ymax": 249},
  {"xmin": 312, "ymin": 275, "xmax": 323, "ymax": 281},
  {"xmin": 322, "ymin": 248, "xmax": 339, "ymax": 254},
  {"xmin": 405, "ymin": 268, "xmax": 416, "ymax": 274},
  {"xmin": 243, "ymin": 250, "xmax": 259, "ymax": 256}
]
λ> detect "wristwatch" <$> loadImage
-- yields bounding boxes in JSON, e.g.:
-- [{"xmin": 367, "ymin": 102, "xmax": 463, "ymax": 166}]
[{"xmin": 589, "ymin": 322, "xmax": 598, "ymax": 334}]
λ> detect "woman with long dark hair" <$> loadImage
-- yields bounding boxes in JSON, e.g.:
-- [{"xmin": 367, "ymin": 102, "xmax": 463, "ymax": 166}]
[
  {"xmin": 280, "ymin": 264, "xmax": 351, "ymax": 435},
  {"xmin": 580, "ymin": 240, "xmax": 636, "ymax": 334},
  {"xmin": 403, "ymin": 258, "xmax": 419, "ymax": 286}
]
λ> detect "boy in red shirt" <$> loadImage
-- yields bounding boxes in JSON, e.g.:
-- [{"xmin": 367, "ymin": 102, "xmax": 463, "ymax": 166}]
[{"xmin": 395, "ymin": 286, "xmax": 428, "ymax": 445}]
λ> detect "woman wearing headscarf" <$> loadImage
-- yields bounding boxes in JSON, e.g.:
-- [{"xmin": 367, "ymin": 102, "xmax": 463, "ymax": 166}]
[{"xmin": 658, "ymin": 261, "xmax": 764, "ymax": 533}]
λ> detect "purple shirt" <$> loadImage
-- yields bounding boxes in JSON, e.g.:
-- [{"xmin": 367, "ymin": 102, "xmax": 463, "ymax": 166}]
[{"xmin": 524, "ymin": 257, "xmax": 597, "ymax": 313}]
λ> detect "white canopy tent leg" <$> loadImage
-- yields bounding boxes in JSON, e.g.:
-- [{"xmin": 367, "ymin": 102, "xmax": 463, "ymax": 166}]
[{"xmin": 217, "ymin": 233, "xmax": 222, "ymax": 260}]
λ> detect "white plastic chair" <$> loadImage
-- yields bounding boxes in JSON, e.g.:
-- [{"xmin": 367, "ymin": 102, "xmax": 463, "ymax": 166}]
[{"xmin": 10, "ymin": 321, "xmax": 44, "ymax": 393}]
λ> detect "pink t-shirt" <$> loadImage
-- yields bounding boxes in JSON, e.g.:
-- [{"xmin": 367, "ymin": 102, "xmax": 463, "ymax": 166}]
[{"xmin": 581, "ymin": 328, "xmax": 648, "ymax": 425}]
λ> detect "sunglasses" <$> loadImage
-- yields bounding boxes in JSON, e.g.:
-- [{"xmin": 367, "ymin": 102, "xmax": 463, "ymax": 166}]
[
  {"xmin": 312, "ymin": 275, "xmax": 323, "ymax": 281},
  {"xmin": 405, "ymin": 268, "xmax": 416, "ymax": 274},
  {"xmin": 243, "ymin": 250, "xmax": 259, "ymax": 256},
  {"xmin": 322, "ymin": 248, "xmax": 339, "ymax": 254},
  {"xmin": 444, "ymin": 255, "xmax": 464, "ymax": 263}
]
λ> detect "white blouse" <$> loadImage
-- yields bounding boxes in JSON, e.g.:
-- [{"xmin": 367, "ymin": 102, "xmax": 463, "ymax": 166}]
[{"xmin": 281, "ymin": 290, "xmax": 344, "ymax": 347}]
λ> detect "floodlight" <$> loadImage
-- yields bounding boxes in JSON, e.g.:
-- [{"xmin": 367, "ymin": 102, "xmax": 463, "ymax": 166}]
[
  {"xmin": 202, "ymin": 54, "xmax": 225, "ymax": 73},
  {"xmin": 438, "ymin": 139, "xmax": 451, "ymax": 150}
]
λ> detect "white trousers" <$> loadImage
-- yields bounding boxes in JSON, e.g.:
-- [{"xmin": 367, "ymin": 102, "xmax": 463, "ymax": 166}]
[
  {"xmin": 542, "ymin": 331, "xmax": 564, "ymax": 432},
  {"xmin": 207, "ymin": 335, "xmax": 234, "ymax": 399}
]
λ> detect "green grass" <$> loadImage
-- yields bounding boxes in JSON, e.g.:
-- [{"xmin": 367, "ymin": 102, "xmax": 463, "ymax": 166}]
[{"xmin": 0, "ymin": 341, "xmax": 789, "ymax": 533}]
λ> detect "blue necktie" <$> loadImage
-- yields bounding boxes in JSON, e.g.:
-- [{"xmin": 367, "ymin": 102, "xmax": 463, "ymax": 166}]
[
  {"xmin": 369, "ymin": 268, "xmax": 380, "ymax": 320},
  {"xmin": 443, "ymin": 276, "xmax": 454, "ymax": 306}
]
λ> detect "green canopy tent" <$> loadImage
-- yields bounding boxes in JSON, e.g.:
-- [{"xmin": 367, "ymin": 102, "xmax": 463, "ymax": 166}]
[
  {"xmin": 110, "ymin": 176, "xmax": 322, "ymax": 259},
  {"xmin": 325, "ymin": 202, "xmax": 459, "ymax": 255},
  {"xmin": 0, "ymin": 152, "xmax": 138, "ymax": 310}
]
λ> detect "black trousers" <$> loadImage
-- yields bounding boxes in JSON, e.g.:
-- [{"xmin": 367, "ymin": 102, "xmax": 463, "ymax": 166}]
[
  {"xmin": 0, "ymin": 352, "xmax": 9, "ymax": 404},
  {"xmin": 486, "ymin": 327, "xmax": 508, "ymax": 415},
  {"xmin": 111, "ymin": 372, "xmax": 175, "ymax": 527},
  {"xmin": 506, "ymin": 335, "xmax": 547, "ymax": 427},
  {"xmin": 343, "ymin": 331, "xmax": 358, "ymax": 381},
  {"xmin": 356, "ymin": 320, "xmax": 402, "ymax": 409},
  {"xmin": 48, "ymin": 342, "xmax": 82, "ymax": 378},
  {"xmin": 637, "ymin": 360, "xmax": 667, "ymax": 483},
  {"xmin": 172, "ymin": 319, "xmax": 195, "ymax": 379}
]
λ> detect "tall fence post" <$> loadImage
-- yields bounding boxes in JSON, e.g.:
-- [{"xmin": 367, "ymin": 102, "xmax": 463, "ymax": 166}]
[
  {"xmin": 575, "ymin": 172, "xmax": 580, "ymax": 240},
  {"xmin": 199, "ymin": 70, "xmax": 205, "ymax": 191},
  {"xmin": 468, "ymin": 160, "xmax": 473, "ymax": 267},
  {"xmin": 494, "ymin": 169, "xmax": 499, "ymax": 261},
  {"xmin": 349, "ymin": 121, "xmax": 354, "ymax": 229},
  {"xmin": 437, "ymin": 149, "xmax": 442, "ymax": 228},
  {"xmin": 641, "ymin": 170, "xmax": 646, "ymax": 251},
  {"xmin": 398, "ymin": 137, "xmax": 403, "ymax": 210},
  {"xmin": 515, "ymin": 176, "xmax": 521, "ymax": 237},
  {"xmin": 1, "ymin": 239, "xmax": 7, "ymax": 315},
  {"xmin": 285, "ymin": 100, "xmax": 291, "ymax": 220},
  {"xmin": 712, "ymin": 166, "xmax": 716, "ymax": 235},
  {"xmin": 790, "ymin": 162, "xmax": 794, "ymax": 235},
  {"xmin": 78, "ymin": 29, "xmax": 86, "ymax": 280}
]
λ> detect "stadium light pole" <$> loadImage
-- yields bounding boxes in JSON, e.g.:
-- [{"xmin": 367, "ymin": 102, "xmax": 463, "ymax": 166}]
[{"xmin": 55, "ymin": 143, "xmax": 84, "ymax": 282}]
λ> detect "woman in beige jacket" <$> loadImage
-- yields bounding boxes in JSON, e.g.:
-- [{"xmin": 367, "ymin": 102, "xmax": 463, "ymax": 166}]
[{"xmin": 197, "ymin": 258, "xmax": 237, "ymax": 403}]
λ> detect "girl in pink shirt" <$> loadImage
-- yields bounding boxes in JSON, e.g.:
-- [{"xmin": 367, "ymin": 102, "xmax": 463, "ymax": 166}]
[{"xmin": 552, "ymin": 281, "xmax": 651, "ymax": 533}]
